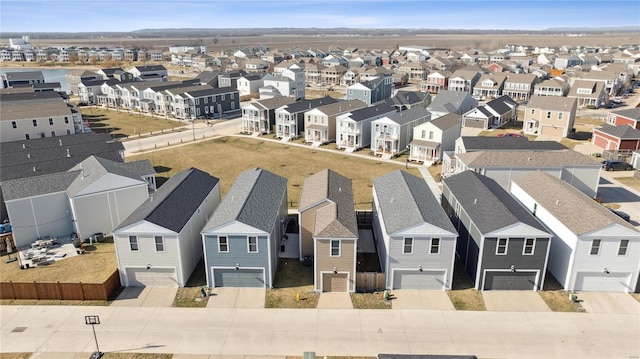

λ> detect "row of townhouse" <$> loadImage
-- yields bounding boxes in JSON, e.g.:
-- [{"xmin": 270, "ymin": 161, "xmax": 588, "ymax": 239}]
[
  {"xmin": 0, "ymin": 46, "xmax": 165, "ymax": 63},
  {"xmin": 111, "ymin": 165, "xmax": 640, "ymax": 294}
]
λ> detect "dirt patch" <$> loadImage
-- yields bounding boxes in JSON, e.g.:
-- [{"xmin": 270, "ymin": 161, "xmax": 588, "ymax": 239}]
[
  {"xmin": 351, "ymin": 291, "xmax": 391, "ymax": 309},
  {"xmin": 538, "ymin": 273, "xmax": 584, "ymax": 312},
  {"xmin": 265, "ymin": 259, "xmax": 319, "ymax": 308}
]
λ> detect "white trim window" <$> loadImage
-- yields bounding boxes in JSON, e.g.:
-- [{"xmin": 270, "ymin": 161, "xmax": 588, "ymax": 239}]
[
  {"xmin": 496, "ymin": 238, "xmax": 508, "ymax": 255},
  {"xmin": 523, "ymin": 238, "xmax": 535, "ymax": 255},
  {"xmin": 330, "ymin": 240, "xmax": 340, "ymax": 257},
  {"xmin": 218, "ymin": 236, "xmax": 229, "ymax": 253},
  {"xmin": 590, "ymin": 239, "xmax": 601, "ymax": 255},
  {"xmin": 248, "ymin": 236, "xmax": 258, "ymax": 253},
  {"xmin": 403, "ymin": 237, "xmax": 413, "ymax": 254},
  {"xmin": 154, "ymin": 236, "xmax": 164, "ymax": 252},
  {"xmin": 129, "ymin": 236, "xmax": 139, "ymax": 251},
  {"xmin": 618, "ymin": 239, "xmax": 629, "ymax": 256},
  {"xmin": 430, "ymin": 238, "xmax": 440, "ymax": 254}
]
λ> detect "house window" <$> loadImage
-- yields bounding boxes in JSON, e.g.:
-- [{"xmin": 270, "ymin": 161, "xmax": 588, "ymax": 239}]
[
  {"xmin": 195, "ymin": 98, "xmax": 200, "ymax": 105},
  {"xmin": 218, "ymin": 236, "xmax": 228, "ymax": 252},
  {"xmin": 558, "ymin": 112, "xmax": 563, "ymax": 120},
  {"xmin": 531, "ymin": 109, "xmax": 535, "ymax": 115},
  {"xmin": 496, "ymin": 238, "xmax": 508, "ymax": 255},
  {"xmin": 51, "ymin": 131, "xmax": 56, "ymax": 137},
  {"xmin": 403, "ymin": 238, "xmax": 413, "ymax": 254},
  {"xmin": 523, "ymin": 238, "xmax": 535, "ymax": 255},
  {"xmin": 248, "ymin": 236, "xmax": 258, "ymax": 253},
  {"xmin": 204, "ymin": 97, "xmax": 208, "ymax": 104},
  {"xmin": 221, "ymin": 94, "xmax": 225, "ymax": 100},
  {"xmin": 49, "ymin": 118, "xmax": 53, "ymax": 125},
  {"xmin": 25, "ymin": 134, "xmax": 30, "ymax": 140},
  {"xmin": 546, "ymin": 112, "xmax": 551, "ymax": 119},
  {"xmin": 11, "ymin": 121, "xmax": 16, "ymax": 129},
  {"xmin": 67, "ymin": 129, "xmax": 71, "ymax": 135},
  {"xmin": 129, "ymin": 236, "xmax": 139, "ymax": 251},
  {"xmin": 64, "ymin": 117, "xmax": 69, "ymax": 124},
  {"xmin": 421, "ymin": 130, "xmax": 426, "ymax": 139},
  {"xmin": 330, "ymin": 240, "xmax": 340, "ymax": 257},
  {"xmin": 230, "ymin": 93, "xmax": 234, "ymax": 99},
  {"xmin": 155, "ymin": 236, "xmax": 164, "ymax": 251},
  {"xmin": 429, "ymin": 131, "xmax": 434, "ymax": 140},
  {"xmin": 618, "ymin": 239, "xmax": 629, "ymax": 256},
  {"xmin": 33, "ymin": 119, "xmax": 38, "ymax": 127},
  {"xmin": 590, "ymin": 239, "xmax": 601, "ymax": 255},
  {"xmin": 430, "ymin": 238, "xmax": 440, "ymax": 254}
]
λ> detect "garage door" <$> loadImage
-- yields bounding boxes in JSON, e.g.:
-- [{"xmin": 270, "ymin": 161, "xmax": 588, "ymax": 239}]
[
  {"xmin": 126, "ymin": 267, "xmax": 178, "ymax": 287},
  {"xmin": 322, "ymin": 273, "xmax": 348, "ymax": 292},
  {"xmin": 213, "ymin": 268, "xmax": 265, "ymax": 288},
  {"xmin": 484, "ymin": 271, "xmax": 536, "ymax": 290},
  {"xmin": 540, "ymin": 126, "xmax": 565, "ymax": 137},
  {"xmin": 392, "ymin": 270, "xmax": 445, "ymax": 290},
  {"xmin": 574, "ymin": 272, "xmax": 630, "ymax": 292},
  {"xmin": 464, "ymin": 118, "xmax": 486, "ymax": 129}
]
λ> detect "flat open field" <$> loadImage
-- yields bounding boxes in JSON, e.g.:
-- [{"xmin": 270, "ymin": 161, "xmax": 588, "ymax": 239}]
[
  {"xmin": 127, "ymin": 136, "xmax": 418, "ymax": 209},
  {"xmin": 10, "ymin": 33, "xmax": 637, "ymax": 53}
]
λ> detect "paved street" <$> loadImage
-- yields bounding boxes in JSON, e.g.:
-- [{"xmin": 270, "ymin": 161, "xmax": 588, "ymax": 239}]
[{"xmin": 1, "ymin": 305, "xmax": 638, "ymax": 358}]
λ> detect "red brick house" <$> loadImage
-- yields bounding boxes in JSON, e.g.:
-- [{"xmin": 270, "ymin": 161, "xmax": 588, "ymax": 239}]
[
  {"xmin": 592, "ymin": 124, "xmax": 640, "ymax": 151},
  {"xmin": 606, "ymin": 108, "xmax": 640, "ymax": 129}
]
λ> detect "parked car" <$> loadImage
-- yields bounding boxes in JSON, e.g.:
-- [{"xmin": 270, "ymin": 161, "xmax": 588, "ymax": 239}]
[
  {"xmin": 601, "ymin": 160, "xmax": 633, "ymax": 171},
  {"xmin": 612, "ymin": 97, "xmax": 622, "ymax": 104},
  {"xmin": 608, "ymin": 208, "xmax": 631, "ymax": 222},
  {"xmin": 606, "ymin": 102, "xmax": 616, "ymax": 109}
]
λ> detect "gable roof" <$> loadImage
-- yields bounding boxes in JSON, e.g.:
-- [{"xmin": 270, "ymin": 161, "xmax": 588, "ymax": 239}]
[
  {"xmin": 594, "ymin": 124, "xmax": 640, "ymax": 140},
  {"xmin": 485, "ymin": 95, "xmax": 517, "ymax": 115},
  {"xmin": 338, "ymin": 103, "xmax": 396, "ymax": 122},
  {"xmin": 66, "ymin": 156, "xmax": 151, "ymax": 197},
  {"xmin": 299, "ymin": 169, "xmax": 357, "ymax": 238},
  {"xmin": 115, "ymin": 168, "xmax": 219, "ymax": 233},
  {"xmin": 513, "ymin": 171, "xmax": 637, "ymax": 234},
  {"xmin": 611, "ymin": 108, "xmax": 640, "ymax": 121},
  {"xmin": 527, "ymin": 95, "xmax": 577, "ymax": 112},
  {"xmin": 1, "ymin": 170, "xmax": 81, "ymax": 201},
  {"xmin": 430, "ymin": 113, "xmax": 461, "ymax": 130},
  {"xmin": 457, "ymin": 149, "xmax": 599, "ymax": 168},
  {"xmin": 279, "ymin": 97, "xmax": 339, "ymax": 113},
  {"xmin": 443, "ymin": 171, "xmax": 548, "ymax": 234},
  {"xmin": 202, "ymin": 167, "xmax": 287, "ymax": 233},
  {"xmin": 459, "ymin": 136, "xmax": 567, "ymax": 151},
  {"xmin": 427, "ymin": 90, "xmax": 474, "ymax": 113},
  {"xmin": 373, "ymin": 170, "xmax": 457, "ymax": 234},
  {"xmin": 380, "ymin": 107, "xmax": 430, "ymax": 126}
]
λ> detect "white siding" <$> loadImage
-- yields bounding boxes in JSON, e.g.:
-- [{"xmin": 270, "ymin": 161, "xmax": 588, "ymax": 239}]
[{"xmin": 115, "ymin": 230, "xmax": 181, "ymax": 286}]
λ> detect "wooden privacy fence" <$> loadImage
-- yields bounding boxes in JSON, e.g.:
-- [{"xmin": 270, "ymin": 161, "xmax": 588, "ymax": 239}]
[
  {"xmin": 356, "ymin": 272, "xmax": 386, "ymax": 291},
  {"xmin": 0, "ymin": 270, "xmax": 121, "ymax": 301}
]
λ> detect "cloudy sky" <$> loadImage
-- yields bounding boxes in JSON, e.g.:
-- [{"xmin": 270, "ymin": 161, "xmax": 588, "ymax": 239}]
[{"xmin": 1, "ymin": 0, "xmax": 638, "ymax": 33}]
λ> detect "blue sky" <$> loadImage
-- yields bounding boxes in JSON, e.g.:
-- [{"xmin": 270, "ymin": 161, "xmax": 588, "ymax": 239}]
[{"xmin": 1, "ymin": 0, "xmax": 639, "ymax": 33}]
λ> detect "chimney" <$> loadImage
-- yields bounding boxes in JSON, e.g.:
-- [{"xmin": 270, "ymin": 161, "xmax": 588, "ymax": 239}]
[{"xmin": 66, "ymin": 149, "xmax": 71, "ymax": 158}]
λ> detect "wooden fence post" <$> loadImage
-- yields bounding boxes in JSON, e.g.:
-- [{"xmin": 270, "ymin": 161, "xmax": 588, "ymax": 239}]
[
  {"xmin": 57, "ymin": 281, "xmax": 62, "ymax": 301},
  {"xmin": 80, "ymin": 282, "xmax": 84, "ymax": 300},
  {"xmin": 34, "ymin": 281, "xmax": 39, "ymax": 300}
]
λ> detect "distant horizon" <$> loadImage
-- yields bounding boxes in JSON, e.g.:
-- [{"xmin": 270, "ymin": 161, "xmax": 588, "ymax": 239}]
[{"xmin": 1, "ymin": 0, "xmax": 639, "ymax": 33}]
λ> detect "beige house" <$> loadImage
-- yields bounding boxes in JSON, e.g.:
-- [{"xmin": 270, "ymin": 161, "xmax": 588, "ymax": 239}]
[
  {"xmin": 298, "ymin": 169, "xmax": 358, "ymax": 292},
  {"xmin": 567, "ymin": 80, "xmax": 607, "ymax": 108},
  {"xmin": 523, "ymin": 95, "xmax": 577, "ymax": 138}
]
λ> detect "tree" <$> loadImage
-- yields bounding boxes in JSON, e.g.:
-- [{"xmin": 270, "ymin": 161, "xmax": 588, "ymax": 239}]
[{"xmin": 213, "ymin": 38, "xmax": 219, "ymax": 45}]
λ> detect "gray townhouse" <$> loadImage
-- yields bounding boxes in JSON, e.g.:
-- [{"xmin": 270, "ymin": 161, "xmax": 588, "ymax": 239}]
[
  {"xmin": 371, "ymin": 107, "xmax": 431, "ymax": 158},
  {"xmin": 336, "ymin": 103, "xmax": 397, "ymax": 152},
  {"xmin": 275, "ymin": 97, "xmax": 339, "ymax": 141},
  {"xmin": 345, "ymin": 75, "xmax": 394, "ymax": 105}
]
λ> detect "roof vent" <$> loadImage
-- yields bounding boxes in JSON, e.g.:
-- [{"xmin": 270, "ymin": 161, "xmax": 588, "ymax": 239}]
[
  {"xmin": 555, "ymin": 199, "xmax": 560, "ymax": 205},
  {"xmin": 22, "ymin": 144, "xmax": 26, "ymax": 149},
  {"xmin": 27, "ymin": 153, "xmax": 31, "ymax": 159},
  {"xmin": 474, "ymin": 198, "xmax": 478, "ymax": 204},
  {"xmin": 66, "ymin": 149, "xmax": 71, "ymax": 158},
  {"xmin": 59, "ymin": 139, "xmax": 63, "ymax": 146},
  {"xmin": 32, "ymin": 166, "xmax": 36, "ymax": 172},
  {"xmin": 527, "ymin": 157, "xmax": 531, "ymax": 161}
]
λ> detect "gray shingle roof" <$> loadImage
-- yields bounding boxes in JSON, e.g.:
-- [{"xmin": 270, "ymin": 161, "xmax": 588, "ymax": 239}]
[
  {"xmin": 611, "ymin": 108, "xmax": 640, "ymax": 121},
  {"xmin": 384, "ymin": 107, "xmax": 430, "ymax": 126},
  {"xmin": 3, "ymin": 71, "xmax": 45, "ymax": 81},
  {"xmin": 485, "ymin": 95, "xmax": 517, "ymax": 115},
  {"xmin": 299, "ymin": 169, "xmax": 358, "ymax": 239},
  {"xmin": 457, "ymin": 149, "xmax": 599, "ymax": 168},
  {"xmin": 0, "ymin": 133, "xmax": 125, "ymax": 182},
  {"xmin": 373, "ymin": 170, "xmax": 457, "ymax": 235},
  {"xmin": 279, "ymin": 97, "xmax": 339, "ymax": 114},
  {"xmin": 512, "ymin": 171, "xmax": 637, "ymax": 234},
  {"xmin": 202, "ymin": 167, "xmax": 287, "ymax": 233},
  {"xmin": 115, "ymin": 168, "xmax": 219, "ymax": 233},
  {"xmin": 428, "ymin": 91, "xmax": 474, "ymax": 113},
  {"xmin": 66, "ymin": 156, "xmax": 149, "ymax": 197},
  {"xmin": 340, "ymin": 103, "xmax": 396, "ymax": 122},
  {"xmin": 443, "ymin": 171, "xmax": 548, "ymax": 234},
  {"xmin": 527, "ymin": 95, "xmax": 577, "ymax": 112},
  {"xmin": 459, "ymin": 136, "xmax": 567, "ymax": 151},
  {"xmin": 1, "ymin": 171, "xmax": 80, "ymax": 201},
  {"xmin": 595, "ymin": 124, "xmax": 640, "ymax": 139},
  {"xmin": 431, "ymin": 113, "xmax": 461, "ymax": 130}
]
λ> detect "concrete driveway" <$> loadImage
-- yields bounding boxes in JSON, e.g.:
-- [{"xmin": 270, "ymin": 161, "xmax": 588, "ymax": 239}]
[
  {"xmin": 576, "ymin": 292, "xmax": 640, "ymax": 314},
  {"xmin": 483, "ymin": 290, "xmax": 550, "ymax": 312},
  {"xmin": 317, "ymin": 293, "xmax": 353, "ymax": 309},
  {"xmin": 111, "ymin": 287, "xmax": 177, "ymax": 307},
  {"xmin": 206, "ymin": 287, "xmax": 265, "ymax": 308},
  {"xmin": 391, "ymin": 290, "xmax": 454, "ymax": 310}
]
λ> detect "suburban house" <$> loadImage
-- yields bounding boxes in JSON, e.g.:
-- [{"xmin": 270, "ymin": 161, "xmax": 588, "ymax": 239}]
[
  {"xmin": 128, "ymin": 65, "xmax": 168, "ymax": 82},
  {"xmin": 522, "ymin": 95, "xmax": 577, "ymax": 138},
  {"xmin": 426, "ymin": 90, "xmax": 477, "ymax": 119},
  {"xmin": 447, "ymin": 70, "xmax": 482, "ymax": 93},
  {"xmin": 113, "ymin": 168, "xmax": 221, "ymax": 287},
  {"xmin": 321, "ymin": 65, "xmax": 348, "ymax": 85},
  {"xmin": 183, "ymin": 86, "xmax": 240, "ymax": 119},
  {"xmin": 398, "ymin": 62, "xmax": 431, "ymax": 82},
  {"xmin": 420, "ymin": 71, "xmax": 450, "ymax": 94},
  {"xmin": 241, "ymin": 97, "xmax": 296, "ymax": 135},
  {"xmin": 201, "ymin": 168, "xmax": 288, "ymax": 288},
  {"xmin": 345, "ymin": 76, "xmax": 394, "ymax": 105},
  {"xmin": 591, "ymin": 124, "xmax": 640, "ymax": 153},
  {"xmin": 461, "ymin": 95, "xmax": 518, "ymax": 129},
  {"xmin": 408, "ymin": 113, "xmax": 461, "ymax": 164},
  {"xmin": 298, "ymin": 169, "xmax": 358, "ymax": 292},
  {"xmin": 453, "ymin": 148, "xmax": 602, "ymax": 198},
  {"xmin": 441, "ymin": 171, "xmax": 551, "ymax": 290},
  {"xmin": 372, "ymin": 170, "xmax": 458, "ymax": 290},
  {"xmin": 1, "ymin": 155, "xmax": 154, "ymax": 248},
  {"xmin": 533, "ymin": 77, "xmax": 570, "ymax": 97},
  {"xmin": 335, "ymin": 103, "xmax": 397, "ymax": 152},
  {"xmin": 383, "ymin": 90, "xmax": 431, "ymax": 111},
  {"xmin": 275, "ymin": 97, "xmax": 338, "ymax": 141},
  {"xmin": 567, "ymin": 80, "xmax": 607, "ymax": 108},
  {"xmin": 236, "ymin": 74, "xmax": 264, "ymax": 98},
  {"xmin": 262, "ymin": 68, "xmax": 306, "ymax": 100},
  {"xmin": 2, "ymin": 70, "xmax": 45, "ymax": 88},
  {"xmin": 218, "ymin": 70, "xmax": 246, "ymax": 89},
  {"xmin": 606, "ymin": 108, "xmax": 640, "ymax": 129},
  {"xmin": 501, "ymin": 73, "xmax": 538, "ymax": 101},
  {"xmin": 471, "ymin": 73, "xmax": 507, "ymax": 100},
  {"xmin": 511, "ymin": 171, "xmax": 640, "ymax": 292},
  {"xmin": 303, "ymin": 99, "xmax": 367, "ymax": 146},
  {"xmin": 371, "ymin": 107, "xmax": 431, "ymax": 158}
]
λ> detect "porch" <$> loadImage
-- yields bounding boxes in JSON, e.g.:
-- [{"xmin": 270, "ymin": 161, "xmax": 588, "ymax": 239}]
[{"xmin": 408, "ymin": 140, "xmax": 440, "ymax": 164}]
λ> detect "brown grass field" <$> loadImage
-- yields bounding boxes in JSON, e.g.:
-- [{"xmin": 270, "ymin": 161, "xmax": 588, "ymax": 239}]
[{"xmin": 128, "ymin": 136, "xmax": 420, "ymax": 210}]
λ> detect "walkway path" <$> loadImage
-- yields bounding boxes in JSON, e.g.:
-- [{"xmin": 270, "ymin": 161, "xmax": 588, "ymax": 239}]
[{"xmin": 0, "ymin": 305, "xmax": 637, "ymax": 358}]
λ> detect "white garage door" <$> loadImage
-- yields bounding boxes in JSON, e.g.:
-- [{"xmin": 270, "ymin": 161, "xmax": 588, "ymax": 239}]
[
  {"xmin": 392, "ymin": 270, "xmax": 445, "ymax": 290},
  {"xmin": 574, "ymin": 272, "xmax": 631, "ymax": 292},
  {"xmin": 126, "ymin": 267, "xmax": 178, "ymax": 287}
]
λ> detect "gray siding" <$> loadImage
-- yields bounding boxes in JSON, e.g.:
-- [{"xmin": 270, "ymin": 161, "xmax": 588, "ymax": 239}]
[
  {"xmin": 116, "ymin": 233, "xmax": 181, "ymax": 286},
  {"xmin": 479, "ymin": 237, "xmax": 549, "ymax": 289},
  {"xmin": 347, "ymin": 89, "xmax": 370, "ymax": 105},
  {"xmin": 204, "ymin": 234, "xmax": 270, "ymax": 287}
]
